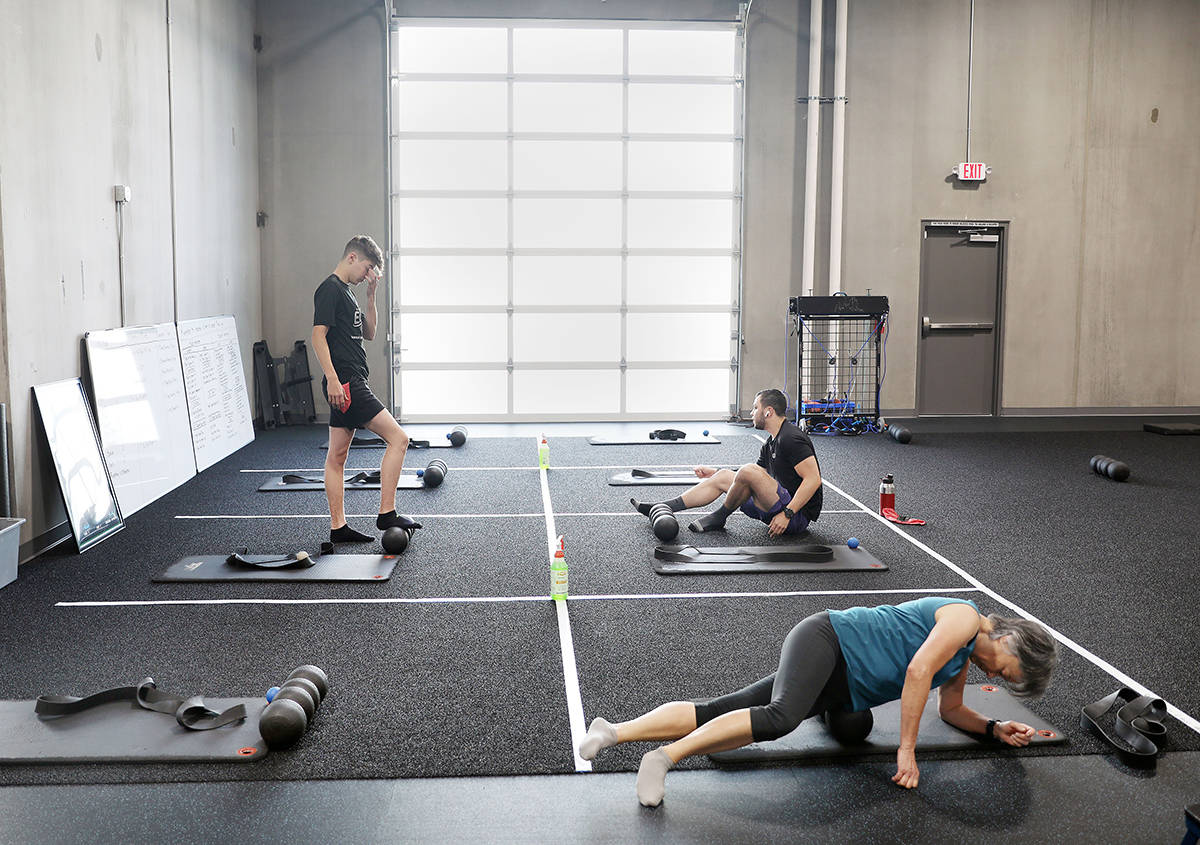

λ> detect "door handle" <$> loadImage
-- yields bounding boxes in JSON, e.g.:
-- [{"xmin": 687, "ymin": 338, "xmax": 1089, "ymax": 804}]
[{"xmin": 922, "ymin": 317, "xmax": 994, "ymax": 337}]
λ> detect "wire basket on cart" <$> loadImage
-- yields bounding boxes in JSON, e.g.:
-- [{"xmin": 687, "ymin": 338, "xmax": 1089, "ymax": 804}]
[{"xmin": 788, "ymin": 295, "xmax": 889, "ymax": 436}]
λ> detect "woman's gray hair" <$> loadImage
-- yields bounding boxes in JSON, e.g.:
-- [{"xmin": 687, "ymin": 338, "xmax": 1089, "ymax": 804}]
[{"xmin": 986, "ymin": 614, "xmax": 1058, "ymax": 698}]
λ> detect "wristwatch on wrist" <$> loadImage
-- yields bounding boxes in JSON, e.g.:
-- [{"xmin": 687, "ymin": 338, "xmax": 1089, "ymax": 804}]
[
  {"xmin": 783, "ymin": 506, "xmax": 796, "ymax": 520},
  {"xmin": 986, "ymin": 719, "xmax": 998, "ymax": 740}
]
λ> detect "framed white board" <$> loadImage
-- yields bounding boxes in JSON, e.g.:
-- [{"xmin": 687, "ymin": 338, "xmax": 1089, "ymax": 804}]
[
  {"xmin": 177, "ymin": 315, "xmax": 255, "ymax": 472},
  {"xmin": 31, "ymin": 378, "xmax": 124, "ymax": 552},
  {"xmin": 84, "ymin": 323, "xmax": 197, "ymax": 517}
]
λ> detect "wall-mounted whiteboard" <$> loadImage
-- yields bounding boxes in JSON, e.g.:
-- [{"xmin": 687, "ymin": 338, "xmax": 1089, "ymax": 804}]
[
  {"xmin": 178, "ymin": 315, "xmax": 255, "ymax": 471},
  {"xmin": 84, "ymin": 323, "xmax": 197, "ymax": 516}
]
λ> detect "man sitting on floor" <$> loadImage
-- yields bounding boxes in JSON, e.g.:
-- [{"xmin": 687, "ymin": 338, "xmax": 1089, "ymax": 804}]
[{"xmin": 631, "ymin": 388, "xmax": 823, "ymax": 537}]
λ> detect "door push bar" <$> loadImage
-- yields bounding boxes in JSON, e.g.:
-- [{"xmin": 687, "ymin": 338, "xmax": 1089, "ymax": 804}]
[{"xmin": 922, "ymin": 317, "xmax": 994, "ymax": 337}]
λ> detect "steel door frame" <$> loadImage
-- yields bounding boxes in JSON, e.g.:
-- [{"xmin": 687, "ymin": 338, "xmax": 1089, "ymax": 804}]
[{"xmin": 916, "ymin": 219, "xmax": 1009, "ymax": 417}]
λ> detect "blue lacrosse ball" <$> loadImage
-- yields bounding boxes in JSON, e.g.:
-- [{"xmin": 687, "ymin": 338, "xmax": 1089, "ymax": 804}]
[
  {"xmin": 847, "ymin": 537, "xmax": 860, "ymax": 549},
  {"xmin": 702, "ymin": 430, "xmax": 710, "ymax": 437},
  {"xmin": 266, "ymin": 686, "xmax": 281, "ymax": 702},
  {"xmin": 416, "ymin": 469, "xmax": 424, "ymax": 477}
]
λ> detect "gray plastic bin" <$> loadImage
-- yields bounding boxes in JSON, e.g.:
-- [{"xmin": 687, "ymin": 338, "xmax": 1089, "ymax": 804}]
[{"xmin": 0, "ymin": 518, "xmax": 25, "ymax": 590}]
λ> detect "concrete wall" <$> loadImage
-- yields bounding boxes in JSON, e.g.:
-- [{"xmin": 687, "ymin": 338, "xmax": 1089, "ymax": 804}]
[
  {"xmin": 171, "ymin": 0, "xmax": 262, "ymax": 329},
  {"xmin": 0, "ymin": 0, "xmax": 260, "ymax": 549},
  {"xmin": 256, "ymin": 0, "xmax": 390, "ymax": 405},
  {"xmin": 830, "ymin": 0, "xmax": 1199, "ymax": 416}
]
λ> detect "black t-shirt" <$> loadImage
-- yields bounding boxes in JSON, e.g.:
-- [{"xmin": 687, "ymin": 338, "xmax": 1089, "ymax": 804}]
[
  {"xmin": 757, "ymin": 420, "xmax": 823, "ymax": 521},
  {"xmin": 313, "ymin": 274, "xmax": 368, "ymax": 381}
]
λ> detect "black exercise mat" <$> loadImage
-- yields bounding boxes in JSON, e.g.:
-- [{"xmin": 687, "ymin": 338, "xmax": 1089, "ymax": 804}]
[
  {"xmin": 1143, "ymin": 422, "xmax": 1200, "ymax": 435},
  {"xmin": 652, "ymin": 542, "xmax": 887, "ymax": 574},
  {"xmin": 257, "ymin": 474, "xmax": 427, "ymax": 492},
  {"xmin": 321, "ymin": 433, "xmax": 465, "ymax": 449},
  {"xmin": 711, "ymin": 683, "xmax": 1065, "ymax": 763},
  {"xmin": 0, "ymin": 601, "xmax": 571, "ymax": 785},
  {"xmin": 609, "ymin": 469, "xmax": 708, "ymax": 486},
  {"xmin": 588, "ymin": 435, "xmax": 721, "ymax": 445},
  {"xmin": 153, "ymin": 554, "xmax": 399, "ymax": 582},
  {"xmin": 0, "ymin": 697, "xmax": 268, "ymax": 763}
]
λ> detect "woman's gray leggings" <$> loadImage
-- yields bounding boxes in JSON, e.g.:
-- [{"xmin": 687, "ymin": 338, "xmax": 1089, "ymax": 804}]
[{"xmin": 693, "ymin": 611, "xmax": 853, "ymax": 742}]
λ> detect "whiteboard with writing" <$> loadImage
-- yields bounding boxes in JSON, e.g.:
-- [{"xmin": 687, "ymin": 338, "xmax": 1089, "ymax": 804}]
[
  {"xmin": 84, "ymin": 323, "xmax": 197, "ymax": 516},
  {"xmin": 177, "ymin": 315, "xmax": 255, "ymax": 472}
]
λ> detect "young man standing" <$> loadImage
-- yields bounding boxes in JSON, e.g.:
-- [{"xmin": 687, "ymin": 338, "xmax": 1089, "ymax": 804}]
[{"xmin": 311, "ymin": 235, "xmax": 411, "ymax": 543}]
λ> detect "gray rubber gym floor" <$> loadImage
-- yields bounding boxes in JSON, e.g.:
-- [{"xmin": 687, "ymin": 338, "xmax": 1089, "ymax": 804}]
[{"xmin": 1, "ymin": 420, "xmax": 1198, "ymax": 844}]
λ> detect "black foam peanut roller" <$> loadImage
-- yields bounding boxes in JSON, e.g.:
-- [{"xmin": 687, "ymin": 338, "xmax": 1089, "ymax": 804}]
[
  {"xmin": 280, "ymin": 677, "xmax": 322, "ymax": 712},
  {"xmin": 422, "ymin": 458, "xmax": 448, "ymax": 488},
  {"xmin": 888, "ymin": 424, "xmax": 912, "ymax": 444},
  {"xmin": 287, "ymin": 665, "xmax": 329, "ymax": 702},
  {"xmin": 1108, "ymin": 461, "xmax": 1130, "ymax": 482},
  {"xmin": 259, "ymin": 697, "xmax": 308, "ymax": 750},
  {"xmin": 824, "ymin": 707, "xmax": 874, "ymax": 743},
  {"xmin": 649, "ymin": 504, "xmax": 679, "ymax": 542},
  {"xmin": 273, "ymin": 685, "xmax": 316, "ymax": 720},
  {"xmin": 447, "ymin": 425, "xmax": 468, "ymax": 447}
]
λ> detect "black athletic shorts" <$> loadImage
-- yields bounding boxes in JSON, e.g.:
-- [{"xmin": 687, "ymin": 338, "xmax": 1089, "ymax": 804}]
[{"xmin": 323, "ymin": 375, "xmax": 386, "ymax": 430}]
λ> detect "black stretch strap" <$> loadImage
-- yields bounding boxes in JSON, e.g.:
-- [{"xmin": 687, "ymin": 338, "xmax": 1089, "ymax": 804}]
[
  {"xmin": 352, "ymin": 434, "xmax": 386, "ymax": 446},
  {"xmin": 225, "ymin": 548, "xmax": 317, "ymax": 569},
  {"xmin": 650, "ymin": 429, "xmax": 687, "ymax": 441},
  {"xmin": 631, "ymin": 469, "xmax": 694, "ymax": 478},
  {"xmin": 410, "ymin": 439, "xmax": 432, "ymax": 448},
  {"xmin": 35, "ymin": 678, "xmax": 245, "ymax": 731},
  {"xmin": 282, "ymin": 471, "xmax": 381, "ymax": 485},
  {"xmin": 655, "ymin": 544, "xmax": 835, "ymax": 564},
  {"xmin": 1081, "ymin": 687, "xmax": 1168, "ymax": 768}
]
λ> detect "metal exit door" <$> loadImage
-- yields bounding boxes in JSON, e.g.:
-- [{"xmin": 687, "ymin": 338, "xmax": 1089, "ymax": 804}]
[{"xmin": 916, "ymin": 221, "xmax": 1005, "ymax": 416}]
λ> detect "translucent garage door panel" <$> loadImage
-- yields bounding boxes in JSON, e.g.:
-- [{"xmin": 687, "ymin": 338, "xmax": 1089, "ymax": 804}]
[
  {"xmin": 399, "ymin": 314, "xmax": 507, "ymax": 363},
  {"xmin": 396, "ymin": 140, "xmax": 508, "ymax": 191},
  {"xmin": 513, "ymin": 314, "xmax": 620, "ymax": 363},
  {"xmin": 627, "ymin": 313, "xmax": 732, "ymax": 362},
  {"xmin": 398, "ymin": 198, "xmax": 507, "ymax": 249},
  {"xmin": 514, "ymin": 199, "xmax": 622, "ymax": 249},
  {"xmin": 627, "ymin": 256, "xmax": 732, "ymax": 306},
  {"xmin": 628, "ymin": 199, "xmax": 733, "ymax": 249},
  {"xmin": 513, "ymin": 28, "xmax": 622, "ymax": 74},
  {"xmin": 628, "ymin": 30, "xmax": 735, "ymax": 77},
  {"xmin": 401, "ymin": 371, "xmax": 508, "ymax": 416},
  {"xmin": 514, "ymin": 83, "xmax": 623, "ymax": 133},
  {"xmin": 628, "ymin": 141, "xmax": 735, "ymax": 192},
  {"xmin": 628, "ymin": 84, "xmax": 735, "ymax": 135},
  {"xmin": 513, "ymin": 256, "xmax": 621, "ymax": 306},
  {"xmin": 514, "ymin": 370, "xmax": 620, "ymax": 415},
  {"xmin": 513, "ymin": 140, "xmax": 623, "ymax": 192},
  {"xmin": 397, "ymin": 82, "xmax": 508, "ymax": 132},
  {"xmin": 398, "ymin": 256, "xmax": 508, "ymax": 307},
  {"xmin": 396, "ymin": 28, "xmax": 507, "ymax": 74},
  {"xmin": 626, "ymin": 369, "xmax": 731, "ymax": 415}
]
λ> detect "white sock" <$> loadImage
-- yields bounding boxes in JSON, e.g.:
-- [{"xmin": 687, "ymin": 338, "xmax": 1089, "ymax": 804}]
[
  {"xmin": 636, "ymin": 747, "xmax": 674, "ymax": 807},
  {"xmin": 579, "ymin": 717, "xmax": 618, "ymax": 761}
]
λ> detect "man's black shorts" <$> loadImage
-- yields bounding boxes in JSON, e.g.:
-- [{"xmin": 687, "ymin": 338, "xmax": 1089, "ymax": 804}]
[{"xmin": 323, "ymin": 375, "xmax": 386, "ymax": 430}]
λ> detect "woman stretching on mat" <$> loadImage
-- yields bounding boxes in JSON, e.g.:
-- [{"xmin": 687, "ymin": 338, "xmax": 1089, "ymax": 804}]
[{"xmin": 579, "ymin": 596, "xmax": 1057, "ymax": 806}]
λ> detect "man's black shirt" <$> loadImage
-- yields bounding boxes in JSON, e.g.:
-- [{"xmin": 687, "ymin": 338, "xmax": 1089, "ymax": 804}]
[
  {"xmin": 313, "ymin": 274, "xmax": 368, "ymax": 381},
  {"xmin": 756, "ymin": 420, "xmax": 823, "ymax": 521}
]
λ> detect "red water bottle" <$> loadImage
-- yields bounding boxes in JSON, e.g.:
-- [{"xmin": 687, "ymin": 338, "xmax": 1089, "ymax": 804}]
[{"xmin": 879, "ymin": 474, "xmax": 895, "ymax": 513}]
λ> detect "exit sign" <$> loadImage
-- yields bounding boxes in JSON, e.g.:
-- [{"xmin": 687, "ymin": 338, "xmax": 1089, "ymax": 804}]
[{"xmin": 956, "ymin": 162, "xmax": 989, "ymax": 181}]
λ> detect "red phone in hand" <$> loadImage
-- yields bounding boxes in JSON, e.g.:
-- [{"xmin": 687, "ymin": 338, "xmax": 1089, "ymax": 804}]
[{"xmin": 337, "ymin": 382, "xmax": 351, "ymax": 413}]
